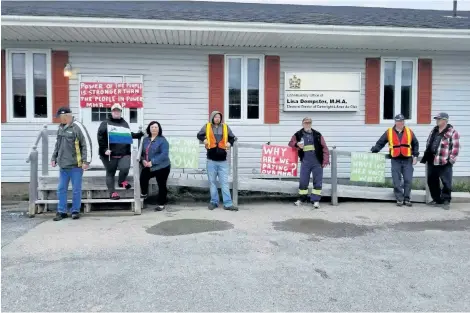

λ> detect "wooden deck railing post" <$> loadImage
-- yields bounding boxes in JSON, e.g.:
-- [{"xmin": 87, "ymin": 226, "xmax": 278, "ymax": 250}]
[
  {"xmin": 232, "ymin": 140, "xmax": 239, "ymax": 207},
  {"xmin": 132, "ymin": 147, "xmax": 142, "ymax": 215},
  {"xmin": 330, "ymin": 146, "xmax": 338, "ymax": 206},
  {"xmin": 424, "ymin": 164, "xmax": 431, "ymax": 203},
  {"xmin": 41, "ymin": 125, "xmax": 49, "ymax": 176},
  {"xmin": 29, "ymin": 146, "xmax": 39, "ymax": 217}
]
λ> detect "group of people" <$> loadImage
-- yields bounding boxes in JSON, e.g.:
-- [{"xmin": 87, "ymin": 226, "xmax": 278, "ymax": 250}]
[{"xmin": 50, "ymin": 103, "xmax": 460, "ymax": 221}]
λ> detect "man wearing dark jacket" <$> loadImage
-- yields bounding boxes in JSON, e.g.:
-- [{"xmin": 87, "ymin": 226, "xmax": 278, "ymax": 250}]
[
  {"xmin": 421, "ymin": 112, "xmax": 460, "ymax": 210},
  {"xmin": 197, "ymin": 110, "xmax": 237, "ymax": 211},
  {"xmin": 97, "ymin": 103, "xmax": 143, "ymax": 200},
  {"xmin": 288, "ymin": 117, "xmax": 330, "ymax": 209},
  {"xmin": 371, "ymin": 114, "xmax": 419, "ymax": 207}
]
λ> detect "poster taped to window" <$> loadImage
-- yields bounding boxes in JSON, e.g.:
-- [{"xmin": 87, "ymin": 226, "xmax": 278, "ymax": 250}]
[{"xmin": 79, "ymin": 82, "xmax": 143, "ymax": 108}]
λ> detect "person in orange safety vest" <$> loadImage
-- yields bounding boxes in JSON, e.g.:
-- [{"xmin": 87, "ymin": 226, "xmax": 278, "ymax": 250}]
[{"xmin": 371, "ymin": 114, "xmax": 419, "ymax": 207}]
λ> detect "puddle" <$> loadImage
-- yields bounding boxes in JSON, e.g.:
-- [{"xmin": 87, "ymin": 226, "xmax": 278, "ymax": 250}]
[
  {"xmin": 272, "ymin": 219, "xmax": 374, "ymax": 238},
  {"xmin": 389, "ymin": 218, "xmax": 470, "ymax": 232},
  {"xmin": 146, "ymin": 219, "xmax": 234, "ymax": 236}
]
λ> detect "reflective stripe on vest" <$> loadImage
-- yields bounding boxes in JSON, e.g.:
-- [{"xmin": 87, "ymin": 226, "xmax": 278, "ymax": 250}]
[
  {"xmin": 205, "ymin": 122, "xmax": 228, "ymax": 149},
  {"xmin": 387, "ymin": 127, "xmax": 412, "ymax": 157},
  {"xmin": 303, "ymin": 144, "xmax": 315, "ymax": 152}
]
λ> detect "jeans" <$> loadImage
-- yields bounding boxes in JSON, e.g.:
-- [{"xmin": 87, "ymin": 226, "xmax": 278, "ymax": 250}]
[
  {"xmin": 427, "ymin": 163, "xmax": 453, "ymax": 203},
  {"xmin": 57, "ymin": 167, "xmax": 83, "ymax": 213},
  {"xmin": 391, "ymin": 158, "xmax": 414, "ymax": 202},
  {"xmin": 207, "ymin": 160, "xmax": 233, "ymax": 207},
  {"xmin": 100, "ymin": 155, "xmax": 131, "ymax": 193}
]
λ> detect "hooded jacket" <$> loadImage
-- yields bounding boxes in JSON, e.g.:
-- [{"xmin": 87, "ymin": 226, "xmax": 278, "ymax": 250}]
[
  {"xmin": 51, "ymin": 117, "xmax": 92, "ymax": 169},
  {"xmin": 197, "ymin": 111, "xmax": 236, "ymax": 161},
  {"xmin": 97, "ymin": 116, "xmax": 143, "ymax": 157}
]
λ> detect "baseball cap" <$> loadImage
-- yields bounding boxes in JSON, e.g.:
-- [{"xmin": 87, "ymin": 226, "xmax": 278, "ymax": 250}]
[
  {"xmin": 56, "ymin": 107, "xmax": 71, "ymax": 117},
  {"xmin": 111, "ymin": 103, "xmax": 123, "ymax": 111},
  {"xmin": 433, "ymin": 112, "xmax": 449, "ymax": 120},
  {"xmin": 394, "ymin": 114, "xmax": 405, "ymax": 121}
]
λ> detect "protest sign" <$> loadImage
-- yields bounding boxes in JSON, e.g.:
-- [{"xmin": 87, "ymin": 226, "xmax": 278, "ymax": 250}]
[
  {"xmin": 350, "ymin": 152, "xmax": 386, "ymax": 183},
  {"xmin": 80, "ymin": 82, "xmax": 143, "ymax": 108},
  {"xmin": 167, "ymin": 138, "xmax": 200, "ymax": 169},
  {"xmin": 260, "ymin": 145, "xmax": 298, "ymax": 176}
]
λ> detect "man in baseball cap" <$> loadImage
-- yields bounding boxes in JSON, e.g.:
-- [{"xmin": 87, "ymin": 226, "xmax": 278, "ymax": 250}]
[
  {"xmin": 371, "ymin": 113, "xmax": 419, "ymax": 207},
  {"xmin": 421, "ymin": 112, "xmax": 460, "ymax": 210}
]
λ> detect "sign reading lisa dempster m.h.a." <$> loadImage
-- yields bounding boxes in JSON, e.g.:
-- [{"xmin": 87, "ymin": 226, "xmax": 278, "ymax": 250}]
[{"xmin": 284, "ymin": 72, "xmax": 361, "ymax": 112}]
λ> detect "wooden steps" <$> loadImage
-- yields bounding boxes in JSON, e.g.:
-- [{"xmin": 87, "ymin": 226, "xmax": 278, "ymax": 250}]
[{"xmin": 35, "ymin": 199, "xmax": 139, "ymax": 204}]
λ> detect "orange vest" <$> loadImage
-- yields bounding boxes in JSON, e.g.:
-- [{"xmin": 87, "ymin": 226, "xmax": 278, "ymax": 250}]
[
  {"xmin": 387, "ymin": 127, "xmax": 412, "ymax": 157},
  {"xmin": 205, "ymin": 123, "xmax": 228, "ymax": 149}
]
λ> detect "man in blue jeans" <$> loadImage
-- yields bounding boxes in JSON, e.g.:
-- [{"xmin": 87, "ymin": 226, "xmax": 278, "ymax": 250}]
[
  {"xmin": 197, "ymin": 110, "xmax": 237, "ymax": 211},
  {"xmin": 51, "ymin": 107, "xmax": 92, "ymax": 221}
]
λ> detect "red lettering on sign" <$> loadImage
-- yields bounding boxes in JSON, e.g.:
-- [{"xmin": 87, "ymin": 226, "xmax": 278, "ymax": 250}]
[
  {"xmin": 260, "ymin": 145, "xmax": 298, "ymax": 176},
  {"xmin": 79, "ymin": 82, "xmax": 143, "ymax": 108}
]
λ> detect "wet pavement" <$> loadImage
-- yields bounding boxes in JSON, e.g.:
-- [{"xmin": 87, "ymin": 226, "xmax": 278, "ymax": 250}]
[{"xmin": 2, "ymin": 201, "xmax": 470, "ymax": 311}]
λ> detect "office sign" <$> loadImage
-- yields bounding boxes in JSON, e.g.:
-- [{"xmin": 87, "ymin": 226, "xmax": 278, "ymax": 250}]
[{"xmin": 284, "ymin": 72, "xmax": 360, "ymax": 111}]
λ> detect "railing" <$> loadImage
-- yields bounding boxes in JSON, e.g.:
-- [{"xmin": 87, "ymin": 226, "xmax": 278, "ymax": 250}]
[{"xmin": 27, "ymin": 126, "xmax": 431, "ymax": 214}]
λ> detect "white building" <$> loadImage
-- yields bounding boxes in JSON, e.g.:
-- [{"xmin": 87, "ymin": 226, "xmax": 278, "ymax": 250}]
[{"xmin": 1, "ymin": 1, "xmax": 469, "ymax": 183}]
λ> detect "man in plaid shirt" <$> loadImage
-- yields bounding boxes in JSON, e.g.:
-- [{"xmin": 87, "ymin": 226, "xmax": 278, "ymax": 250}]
[{"xmin": 421, "ymin": 112, "xmax": 460, "ymax": 210}]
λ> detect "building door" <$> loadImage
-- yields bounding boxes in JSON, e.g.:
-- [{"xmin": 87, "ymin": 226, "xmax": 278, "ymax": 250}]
[{"xmin": 79, "ymin": 75, "xmax": 144, "ymax": 168}]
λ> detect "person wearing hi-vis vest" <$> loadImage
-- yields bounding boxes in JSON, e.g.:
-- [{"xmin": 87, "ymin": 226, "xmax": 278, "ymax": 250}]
[
  {"xmin": 197, "ymin": 110, "xmax": 237, "ymax": 211},
  {"xmin": 288, "ymin": 117, "xmax": 330, "ymax": 209},
  {"xmin": 371, "ymin": 114, "xmax": 419, "ymax": 207}
]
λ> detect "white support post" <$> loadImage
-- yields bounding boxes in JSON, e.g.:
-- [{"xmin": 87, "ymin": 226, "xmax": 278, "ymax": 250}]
[{"xmin": 132, "ymin": 147, "xmax": 142, "ymax": 215}]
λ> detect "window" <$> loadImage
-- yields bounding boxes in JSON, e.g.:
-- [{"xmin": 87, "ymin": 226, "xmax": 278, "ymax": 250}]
[
  {"xmin": 381, "ymin": 58, "xmax": 417, "ymax": 123},
  {"xmin": 91, "ymin": 108, "xmax": 111, "ymax": 122},
  {"xmin": 225, "ymin": 55, "xmax": 264, "ymax": 123},
  {"xmin": 6, "ymin": 50, "xmax": 52, "ymax": 122}
]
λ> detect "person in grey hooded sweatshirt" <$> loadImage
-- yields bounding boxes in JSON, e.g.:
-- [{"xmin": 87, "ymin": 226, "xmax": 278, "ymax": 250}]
[{"xmin": 197, "ymin": 111, "xmax": 237, "ymax": 211}]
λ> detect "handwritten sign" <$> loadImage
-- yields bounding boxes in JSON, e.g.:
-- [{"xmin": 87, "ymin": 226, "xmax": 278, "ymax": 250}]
[
  {"xmin": 79, "ymin": 82, "xmax": 143, "ymax": 108},
  {"xmin": 260, "ymin": 145, "xmax": 298, "ymax": 176},
  {"xmin": 350, "ymin": 152, "xmax": 386, "ymax": 183},
  {"xmin": 167, "ymin": 138, "xmax": 200, "ymax": 169}
]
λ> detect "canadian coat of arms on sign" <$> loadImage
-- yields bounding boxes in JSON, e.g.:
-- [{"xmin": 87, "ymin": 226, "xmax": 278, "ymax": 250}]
[{"xmin": 289, "ymin": 75, "xmax": 301, "ymax": 89}]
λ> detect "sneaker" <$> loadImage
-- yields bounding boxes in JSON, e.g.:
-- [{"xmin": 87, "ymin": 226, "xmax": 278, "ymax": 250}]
[
  {"xmin": 313, "ymin": 202, "xmax": 320, "ymax": 209},
  {"xmin": 155, "ymin": 205, "xmax": 165, "ymax": 211},
  {"xmin": 119, "ymin": 181, "xmax": 132, "ymax": 189},
  {"xmin": 110, "ymin": 192, "xmax": 120, "ymax": 200},
  {"xmin": 427, "ymin": 201, "xmax": 441, "ymax": 207},
  {"xmin": 294, "ymin": 200, "xmax": 302, "ymax": 206},
  {"xmin": 140, "ymin": 194, "xmax": 148, "ymax": 199},
  {"xmin": 442, "ymin": 202, "xmax": 450, "ymax": 210},
  {"xmin": 208, "ymin": 203, "xmax": 218, "ymax": 210},
  {"xmin": 396, "ymin": 201, "xmax": 404, "ymax": 207},
  {"xmin": 404, "ymin": 201, "xmax": 413, "ymax": 207},
  {"xmin": 71, "ymin": 212, "xmax": 80, "ymax": 220},
  {"xmin": 224, "ymin": 206, "xmax": 238, "ymax": 211},
  {"xmin": 53, "ymin": 213, "xmax": 68, "ymax": 221}
]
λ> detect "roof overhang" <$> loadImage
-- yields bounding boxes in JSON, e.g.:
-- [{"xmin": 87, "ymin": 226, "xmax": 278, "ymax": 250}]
[{"xmin": 2, "ymin": 15, "xmax": 470, "ymax": 51}]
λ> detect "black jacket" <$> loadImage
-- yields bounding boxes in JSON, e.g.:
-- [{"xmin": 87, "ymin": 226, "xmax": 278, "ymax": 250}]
[
  {"xmin": 290, "ymin": 129, "xmax": 325, "ymax": 164},
  {"xmin": 97, "ymin": 117, "xmax": 143, "ymax": 157}
]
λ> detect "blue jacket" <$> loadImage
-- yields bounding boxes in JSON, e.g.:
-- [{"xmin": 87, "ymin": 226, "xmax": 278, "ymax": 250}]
[{"xmin": 141, "ymin": 136, "xmax": 171, "ymax": 171}]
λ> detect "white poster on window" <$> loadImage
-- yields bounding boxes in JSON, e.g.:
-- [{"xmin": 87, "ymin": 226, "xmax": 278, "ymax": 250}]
[{"xmin": 284, "ymin": 72, "xmax": 361, "ymax": 112}]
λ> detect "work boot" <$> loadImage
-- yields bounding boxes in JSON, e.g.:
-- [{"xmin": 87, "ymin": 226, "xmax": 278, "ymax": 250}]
[
  {"xmin": 119, "ymin": 181, "xmax": 132, "ymax": 189},
  {"xmin": 53, "ymin": 212, "xmax": 68, "ymax": 221},
  {"xmin": 313, "ymin": 202, "xmax": 320, "ymax": 209},
  {"xmin": 442, "ymin": 202, "xmax": 450, "ymax": 210},
  {"xmin": 396, "ymin": 201, "xmax": 404, "ymax": 207},
  {"xmin": 208, "ymin": 203, "xmax": 218, "ymax": 210},
  {"xmin": 110, "ymin": 192, "xmax": 120, "ymax": 200},
  {"xmin": 224, "ymin": 206, "xmax": 238, "ymax": 211},
  {"xmin": 71, "ymin": 212, "xmax": 80, "ymax": 220},
  {"xmin": 404, "ymin": 201, "xmax": 413, "ymax": 207},
  {"xmin": 427, "ymin": 201, "xmax": 441, "ymax": 207}
]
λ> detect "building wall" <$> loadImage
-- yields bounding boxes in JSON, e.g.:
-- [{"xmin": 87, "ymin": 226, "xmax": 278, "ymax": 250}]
[{"xmin": 2, "ymin": 43, "xmax": 469, "ymax": 182}]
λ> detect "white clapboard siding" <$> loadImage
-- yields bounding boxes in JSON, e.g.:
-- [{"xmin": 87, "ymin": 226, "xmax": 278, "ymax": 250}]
[{"xmin": 1, "ymin": 44, "xmax": 469, "ymax": 182}]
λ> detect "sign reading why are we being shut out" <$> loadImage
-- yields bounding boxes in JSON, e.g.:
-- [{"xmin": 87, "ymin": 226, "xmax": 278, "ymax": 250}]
[
  {"xmin": 167, "ymin": 138, "xmax": 200, "ymax": 169},
  {"xmin": 284, "ymin": 72, "xmax": 360, "ymax": 112},
  {"xmin": 261, "ymin": 145, "xmax": 298, "ymax": 176},
  {"xmin": 350, "ymin": 152, "xmax": 386, "ymax": 183}
]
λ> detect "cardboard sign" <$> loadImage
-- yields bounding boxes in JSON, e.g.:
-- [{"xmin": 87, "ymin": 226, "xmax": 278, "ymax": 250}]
[
  {"xmin": 167, "ymin": 138, "xmax": 200, "ymax": 169},
  {"xmin": 350, "ymin": 152, "xmax": 386, "ymax": 183},
  {"xmin": 260, "ymin": 145, "xmax": 298, "ymax": 176},
  {"xmin": 79, "ymin": 82, "xmax": 143, "ymax": 108}
]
